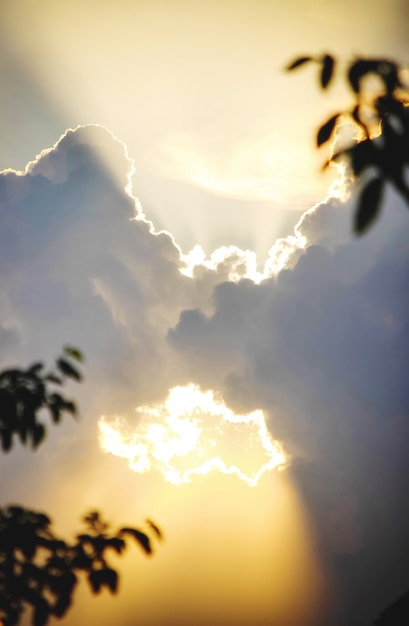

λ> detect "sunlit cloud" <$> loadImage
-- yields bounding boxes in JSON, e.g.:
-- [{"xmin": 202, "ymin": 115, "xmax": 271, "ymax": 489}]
[
  {"xmin": 98, "ymin": 384, "xmax": 288, "ymax": 487},
  {"xmin": 179, "ymin": 235, "xmax": 307, "ymax": 284},
  {"xmin": 0, "ymin": 72, "xmax": 408, "ymax": 623},
  {"xmin": 176, "ymin": 163, "xmax": 351, "ymax": 283},
  {"xmin": 155, "ymin": 130, "xmax": 335, "ymax": 205},
  {"xmin": 179, "ymin": 245, "xmax": 264, "ymax": 283},
  {"xmin": 25, "ymin": 123, "xmax": 136, "ymax": 197}
]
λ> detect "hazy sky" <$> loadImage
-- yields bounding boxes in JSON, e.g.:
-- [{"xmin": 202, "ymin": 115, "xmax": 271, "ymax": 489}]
[
  {"xmin": 1, "ymin": 2, "xmax": 409, "ymax": 626},
  {"xmin": 2, "ymin": 0, "xmax": 408, "ymax": 254}
]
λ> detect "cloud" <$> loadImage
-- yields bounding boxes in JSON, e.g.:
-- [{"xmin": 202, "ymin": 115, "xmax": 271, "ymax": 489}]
[
  {"xmin": 1, "ymin": 124, "xmax": 409, "ymax": 625},
  {"xmin": 169, "ymin": 178, "xmax": 409, "ymax": 485},
  {"xmin": 0, "ymin": 126, "xmax": 192, "ymax": 409},
  {"xmin": 168, "ymin": 180, "xmax": 409, "ymax": 622},
  {"xmin": 99, "ymin": 384, "xmax": 287, "ymax": 487}
]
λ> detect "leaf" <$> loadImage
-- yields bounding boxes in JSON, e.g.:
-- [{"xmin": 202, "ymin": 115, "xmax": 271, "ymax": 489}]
[
  {"xmin": 36, "ymin": 512, "xmax": 51, "ymax": 528},
  {"xmin": 31, "ymin": 423, "xmax": 46, "ymax": 448},
  {"xmin": 8, "ymin": 505, "xmax": 24, "ymax": 517},
  {"xmin": 351, "ymin": 105, "xmax": 361, "ymax": 124},
  {"xmin": 44, "ymin": 374, "xmax": 63, "ymax": 385},
  {"xmin": 146, "ymin": 519, "xmax": 163, "ymax": 540},
  {"xmin": 120, "ymin": 528, "xmax": 152, "ymax": 554},
  {"xmin": 77, "ymin": 533, "xmax": 95, "ymax": 545},
  {"xmin": 320, "ymin": 54, "xmax": 334, "ymax": 88},
  {"xmin": 348, "ymin": 59, "xmax": 378, "ymax": 94},
  {"xmin": 18, "ymin": 427, "xmax": 28, "ymax": 444},
  {"xmin": 317, "ymin": 114, "xmax": 339, "ymax": 147},
  {"xmin": 60, "ymin": 570, "xmax": 78, "ymax": 594},
  {"xmin": 89, "ymin": 568, "xmax": 117, "ymax": 594},
  {"xmin": 354, "ymin": 177, "xmax": 384, "ymax": 235},
  {"xmin": 48, "ymin": 393, "xmax": 77, "ymax": 421},
  {"xmin": 56, "ymin": 358, "xmax": 82, "ymax": 382},
  {"xmin": 89, "ymin": 570, "xmax": 103, "ymax": 593},
  {"xmin": 63, "ymin": 346, "xmax": 84, "ymax": 363},
  {"xmin": 350, "ymin": 105, "xmax": 370, "ymax": 139},
  {"xmin": 378, "ymin": 60, "xmax": 400, "ymax": 94},
  {"xmin": 83, "ymin": 511, "xmax": 108, "ymax": 533},
  {"xmin": 49, "ymin": 395, "xmax": 77, "ymax": 417},
  {"xmin": 71, "ymin": 548, "xmax": 93, "ymax": 571},
  {"xmin": 100, "ymin": 567, "xmax": 118, "ymax": 593},
  {"xmin": 33, "ymin": 599, "xmax": 49, "ymax": 626},
  {"xmin": 53, "ymin": 593, "xmax": 72, "ymax": 618},
  {"xmin": 28, "ymin": 362, "xmax": 44, "ymax": 375},
  {"xmin": 63, "ymin": 400, "xmax": 77, "ymax": 415},
  {"xmin": 1, "ymin": 429, "xmax": 13, "ymax": 452},
  {"xmin": 348, "ymin": 59, "xmax": 400, "ymax": 99},
  {"xmin": 286, "ymin": 56, "xmax": 312, "ymax": 71},
  {"xmin": 48, "ymin": 405, "xmax": 61, "ymax": 424},
  {"xmin": 105, "ymin": 537, "xmax": 126, "ymax": 553},
  {"xmin": 349, "ymin": 140, "xmax": 375, "ymax": 176}
]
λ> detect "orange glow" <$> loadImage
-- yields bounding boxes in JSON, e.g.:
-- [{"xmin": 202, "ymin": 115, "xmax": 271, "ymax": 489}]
[{"xmin": 58, "ymin": 469, "xmax": 329, "ymax": 626}]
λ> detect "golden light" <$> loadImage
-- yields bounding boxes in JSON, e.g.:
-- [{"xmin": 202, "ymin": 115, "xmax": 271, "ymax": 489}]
[
  {"xmin": 155, "ymin": 128, "xmax": 339, "ymax": 210},
  {"xmin": 98, "ymin": 384, "xmax": 288, "ymax": 487},
  {"xmin": 179, "ymin": 233, "xmax": 308, "ymax": 283},
  {"xmin": 179, "ymin": 244, "xmax": 263, "ymax": 282}
]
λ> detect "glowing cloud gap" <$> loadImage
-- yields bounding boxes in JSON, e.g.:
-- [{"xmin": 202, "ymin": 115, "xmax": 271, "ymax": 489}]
[
  {"xmin": 98, "ymin": 385, "xmax": 288, "ymax": 486},
  {"xmin": 179, "ymin": 236, "xmax": 307, "ymax": 284},
  {"xmin": 178, "ymin": 165, "xmax": 349, "ymax": 285}
]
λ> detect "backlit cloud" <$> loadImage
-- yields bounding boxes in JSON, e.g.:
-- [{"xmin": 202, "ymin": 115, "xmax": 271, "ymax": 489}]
[
  {"xmin": 99, "ymin": 384, "xmax": 287, "ymax": 487},
  {"xmin": 1, "ymin": 124, "xmax": 409, "ymax": 626}
]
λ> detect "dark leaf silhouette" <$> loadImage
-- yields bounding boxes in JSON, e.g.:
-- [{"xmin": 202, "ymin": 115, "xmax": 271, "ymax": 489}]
[
  {"xmin": 317, "ymin": 114, "xmax": 339, "ymax": 147},
  {"xmin": 105, "ymin": 537, "xmax": 126, "ymax": 553},
  {"xmin": 286, "ymin": 56, "xmax": 312, "ymax": 70},
  {"xmin": 31, "ymin": 423, "xmax": 45, "ymax": 448},
  {"xmin": 0, "ymin": 350, "xmax": 82, "ymax": 451},
  {"xmin": 377, "ymin": 60, "xmax": 400, "ymax": 94},
  {"xmin": 348, "ymin": 59, "xmax": 379, "ymax": 93},
  {"xmin": 63, "ymin": 346, "xmax": 84, "ymax": 363},
  {"xmin": 288, "ymin": 51, "xmax": 409, "ymax": 233},
  {"xmin": 146, "ymin": 518, "xmax": 163, "ymax": 540},
  {"xmin": 350, "ymin": 104, "xmax": 370, "ymax": 138},
  {"xmin": 348, "ymin": 59, "xmax": 400, "ymax": 95},
  {"xmin": 320, "ymin": 54, "xmax": 334, "ymax": 88},
  {"xmin": 56, "ymin": 358, "xmax": 82, "ymax": 382},
  {"xmin": 98, "ymin": 567, "xmax": 118, "ymax": 593},
  {"xmin": 33, "ymin": 599, "xmax": 49, "ymax": 626},
  {"xmin": 351, "ymin": 104, "xmax": 361, "ymax": 124},
  {"xmin": 347, "ymin": 141, "xmax": 377, "ymax": 177},
  {"xmin": 0, "ymin": 350, "xmax": 162, "ymax": 626},
  {"xmin": 354, "ymin": 177, "xmax": 384, "ymax": 235},
  {"xmin": 0, "ymin": 506, "xmax": 160, "ymax": 626},
  {"xmin": 83, "ymin": 511, "xmax": 108, "ymax": 534},
  {"xmin": 120, "ymin": 528, "xmax": 152, "ymax": 554},
  {"xmin": 89, "ymin": 569, "xmax": 103, "ymax": 593},
  {"xmin": 53, "ymin": 593, "xmax": 72, "ymax": 618},
  {"xmin": 44, "ymin": 374, "xmax": 63, "ymax": 385},
  {"xmin": 1, "ymin": 428, "xmax": 12, "ymax": 451}
]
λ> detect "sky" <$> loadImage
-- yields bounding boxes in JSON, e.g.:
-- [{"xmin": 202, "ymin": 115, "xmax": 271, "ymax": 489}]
[{"xmin": 0, "ymin": 1, "xmax": 409, "ymax": 626}]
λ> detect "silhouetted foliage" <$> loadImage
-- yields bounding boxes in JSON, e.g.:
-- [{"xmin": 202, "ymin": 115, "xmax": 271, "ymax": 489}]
[
  {"xmin": 0, "ymin": 507, "xmax": 159, "ymax": 626},
  {"xmin": 0, "ymin": 350, "xmax": 162, "ymax": 626},
  {"xmin": 286, "ymin": 53, "xmax": 409, "ymax": 234},
  {"xmin": 0, "ymin": 347, "xmax": 83, "ymax": 452}
]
